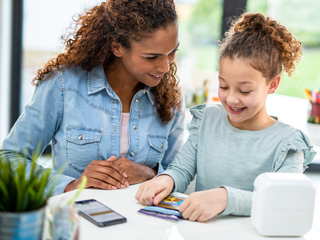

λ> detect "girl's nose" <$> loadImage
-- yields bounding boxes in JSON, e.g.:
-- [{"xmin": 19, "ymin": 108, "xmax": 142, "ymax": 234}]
[{"xmin": 226, "ymin": 91, "xmax": 240, "ymax": 105}]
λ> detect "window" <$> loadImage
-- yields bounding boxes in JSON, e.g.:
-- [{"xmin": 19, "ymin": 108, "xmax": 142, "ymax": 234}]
[
  {"xmin": 5, "ymin": 0, "xmax": 320, "ymax": 169},
  {"xmin": 21, "ymin": 0, "xmax": 104, "ymax": 114},
  {"xmin": 176, "ymin": 0, "xmax": 223, "ymax": 108},
  {"xmin": 0, "ymin": 0, "xmax": 12, "ymax": 143},
  {"xmin": 247, "ymin": 0, "xmax": 320, "ymax": 99}
]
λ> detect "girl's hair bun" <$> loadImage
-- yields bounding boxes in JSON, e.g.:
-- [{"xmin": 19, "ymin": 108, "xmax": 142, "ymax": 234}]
[
  {"xmin": 220, "ymin": 13, "xmax": 302, "ymax": 78},
  {"xmin": 233, "ymin": 13, "xmax": 266, "ymax": 33}
]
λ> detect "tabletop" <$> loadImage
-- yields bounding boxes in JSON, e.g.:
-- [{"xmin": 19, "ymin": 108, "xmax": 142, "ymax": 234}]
[{"xmin": 45, "ymin": 182, "xmax": 320, "ymax": 240}]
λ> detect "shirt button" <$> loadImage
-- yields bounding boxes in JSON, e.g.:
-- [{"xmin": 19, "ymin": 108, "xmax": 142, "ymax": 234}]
[
  {"xmin": 136, "ymin": 98, "xmax": 140, "ymax": 103},
  {"xmin": 132, "ymin": 126, "xmax": 137, "ymax": 130},
  {"xmin": 78, "ymin": 135, "xmax": 83, "ymax": 140},
  {"xmin": 143, "ymin": 90, "xmax": 146, "ymax": 94},
  {"xmin": 130, "ymin": 152, "xmax": 135, "ymax": 157},
  {"xmin": 161, "ymin": 143, "xmax": 164, "ymax": 148}
]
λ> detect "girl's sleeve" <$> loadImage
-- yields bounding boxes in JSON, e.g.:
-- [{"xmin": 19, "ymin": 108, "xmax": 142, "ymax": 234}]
[
  {"xmin": 219, "ymin": 186, "xmax": 253, "ymax": 216},
  {"xmin": 220, "ymin": 130, "xmax": 317, "ymax": 217},
  {"xmin": 220, "ymin": 152, "xmax": 306, "ymax": 216},
  {"xmin": 272, "ymin": 130, "xmax": 316, "ymax": 172},
  {"xmin": 161, "ymin": 104, "xmax": 206, "ymax": 193}
]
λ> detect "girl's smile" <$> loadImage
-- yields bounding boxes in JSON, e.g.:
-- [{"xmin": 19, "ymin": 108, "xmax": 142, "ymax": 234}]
[{"xmin": 228, "ymin": 106, "xmax": 246, "ymax": 114}]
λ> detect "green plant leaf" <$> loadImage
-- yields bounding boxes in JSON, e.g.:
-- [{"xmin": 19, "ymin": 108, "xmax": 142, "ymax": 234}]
[
  {"xmin": 0, "ymin": 180, "xmax": 9, "ymax": 201},
  {"xmin": 68, "ymin": 176, "xmax": 87, "ymax": 205},
  {"xmin": 0, "ymin": 202, "xmax": 6, "ymax": 212},
  {"xmin": 33, "ymin": 170, "xmax": 51, "ymax": 209},
  {"xmin": 0, "ymin": 144, "xmax": 56, "ymax": 212}
]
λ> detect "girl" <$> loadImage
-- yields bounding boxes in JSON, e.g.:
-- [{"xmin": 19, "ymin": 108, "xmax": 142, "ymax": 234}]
[
  {"xmin": 1, "ymin": 0, "xmax": 185, "ymax": 195},
  {"xmin": 135, "ymin": 13, "xmax": 316, "ymax": 222}
]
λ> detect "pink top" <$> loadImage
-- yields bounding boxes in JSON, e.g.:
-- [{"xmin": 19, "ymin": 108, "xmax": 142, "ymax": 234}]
[{"xmin": 120, "ymin": 113, "xmax": 130, "ymax": 157}]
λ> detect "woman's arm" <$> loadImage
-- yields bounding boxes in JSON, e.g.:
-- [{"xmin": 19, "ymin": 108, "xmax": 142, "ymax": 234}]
[
  {"xmin": 158, "ymin": 100, "xmax": 186, "ymax": 173},
  {"xmin": 107, "ymin": 157, "xmax": 156, "ymax": 185},
  {"xmin": 1, "ymin": 72, "xmax": 74, "ymax": 195}
]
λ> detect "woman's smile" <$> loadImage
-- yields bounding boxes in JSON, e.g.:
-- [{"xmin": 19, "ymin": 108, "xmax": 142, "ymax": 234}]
[{"xmin": 148, "ymin": 73, "xmax": 164, "ymax": 81}]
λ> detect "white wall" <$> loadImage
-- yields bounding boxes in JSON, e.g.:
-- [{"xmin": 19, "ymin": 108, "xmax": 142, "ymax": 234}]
[
  {"xmin": 0, "ymin": 0, "xmax": 12, "ymax": 144},
  {"xmin": 23, "ymin": 0, "xmax": 104, "ymax": 51}
]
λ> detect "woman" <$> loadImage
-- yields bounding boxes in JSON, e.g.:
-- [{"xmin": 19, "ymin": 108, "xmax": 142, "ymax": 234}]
[{"xmin": 1, "ymin": 0, "xmax": 185, "ymax": 195}]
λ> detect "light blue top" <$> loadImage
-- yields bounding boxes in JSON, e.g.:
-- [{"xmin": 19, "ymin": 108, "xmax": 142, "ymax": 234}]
[
  {"xmin": 1, "ymin": 65, "xmax": 185, "ymax": 195},
  {"xmin": 163, "ymin": 104, "xmax": 316, "ymax": 216}
]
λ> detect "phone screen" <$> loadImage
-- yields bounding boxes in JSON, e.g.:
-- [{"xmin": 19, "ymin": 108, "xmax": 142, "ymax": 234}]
[{"xmin": 75, "ymin": 199, "xmax": 127, "ymax": 227}]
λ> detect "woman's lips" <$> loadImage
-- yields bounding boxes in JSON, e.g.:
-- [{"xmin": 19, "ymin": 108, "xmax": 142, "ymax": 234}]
[{"xmin": 149, "ymin": 74, "xmax": 164, "ymax": 81}]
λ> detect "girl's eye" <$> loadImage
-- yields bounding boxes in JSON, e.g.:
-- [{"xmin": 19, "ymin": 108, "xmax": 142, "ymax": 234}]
[
  {"xmin": 240, "ymin": 90, "xmax": 251, "ymax": 94},
  {"xmin": 219, "ymin": 86, "xmax": 228, "ymax": 90}
]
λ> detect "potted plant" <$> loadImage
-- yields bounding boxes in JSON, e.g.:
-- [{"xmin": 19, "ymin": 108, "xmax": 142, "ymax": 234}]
[{"xmin": 0, "ymin": 148, "xmax": 55, "ymax": 239}]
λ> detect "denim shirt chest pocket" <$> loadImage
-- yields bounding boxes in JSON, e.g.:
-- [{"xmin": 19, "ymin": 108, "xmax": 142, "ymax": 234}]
[
  {"xmin": 65, "ymin": 127, "xmax": 102, "ymax": 172},
  {"xmin": 145, "ymin": 135, "xmax": 168, "ymax": 167}
]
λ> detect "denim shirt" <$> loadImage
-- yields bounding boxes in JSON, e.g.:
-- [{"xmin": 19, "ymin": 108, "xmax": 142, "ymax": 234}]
[{"xmin": 1, "ymin": 65, "xmax": 185, "ymax": 195}]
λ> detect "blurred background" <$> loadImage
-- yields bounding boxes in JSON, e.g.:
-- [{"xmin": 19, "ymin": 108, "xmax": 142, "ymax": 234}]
[{"xmin": 1, "ymin": 0, "xmax": 319, "ymax": 168}]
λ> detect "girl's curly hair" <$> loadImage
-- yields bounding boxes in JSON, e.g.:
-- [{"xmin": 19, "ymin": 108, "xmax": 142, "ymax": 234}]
[
  {"xmin": 219, "ymin": 13, "xmax": 302, "ymax": 81},
  {"xmin": 33, "ymin": 0, "xmax": 181, "ymax": 123}
]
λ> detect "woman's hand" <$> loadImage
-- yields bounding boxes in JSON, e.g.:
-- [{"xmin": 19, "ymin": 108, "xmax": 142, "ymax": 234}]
[
  {"xmin": 135, "ymin": 175, "xmax": 174, "ymax": 206},
  {"xmin": 179, "ymin": 188, "xmax": 228, "ymax": 222},
  {"xmin": 64, "ymin": 156, "xmax": 129, "ymax": 192},
  {"xmin": 109, "ymin": 157, "xmax": 156, "ymax": 185}
]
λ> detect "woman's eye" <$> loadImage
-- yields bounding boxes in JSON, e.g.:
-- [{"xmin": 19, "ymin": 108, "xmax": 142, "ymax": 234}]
[
  {"xmin": 146, "ymin": 56, "xmax": 158, "ymax": 60},
  {"xmin": 170, "ymin": 48, "xmax": 178, "ymax": 55}
]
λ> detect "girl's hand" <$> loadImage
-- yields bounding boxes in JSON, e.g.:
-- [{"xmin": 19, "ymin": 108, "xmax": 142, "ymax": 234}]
[
  {"xmin": 179, "ymin": 188, "xmax": 228, "ymax": 222},
  {"xmin": 135, "ymin": 175, "xmax": 174, "ymax": 206},
  {"xmin": 64, "ymin": 156, "xmax": 128, "ymax": 192},
  {"xmin": 109, "ymin": 157, "xmax": 156, "ymax": 185}
]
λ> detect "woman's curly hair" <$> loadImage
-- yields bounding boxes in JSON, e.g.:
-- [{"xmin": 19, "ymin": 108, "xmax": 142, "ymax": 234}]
[
  {"xmin": 33, "ymin": 0, "xmax": 181, "ymax": 123},
  {"xmin": 219, "ymin": 13, "xmax": 302, "ymax": 81}
]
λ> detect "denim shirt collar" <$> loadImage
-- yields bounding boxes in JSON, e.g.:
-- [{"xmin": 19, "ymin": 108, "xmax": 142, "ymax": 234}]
[
  {"xmin": 87, "ymin": 65, "xmax": 108, "ymax": 95},
  {"xmin": 87, "ymin": 65, "xmax": 155, "ymax": 105}
]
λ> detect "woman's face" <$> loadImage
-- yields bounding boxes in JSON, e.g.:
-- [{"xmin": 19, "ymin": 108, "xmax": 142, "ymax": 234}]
[
  {"xmin": 218, "ymin": 57, "xmax": 279, "ymax": 130},
  {"xmin": 113, "ymin": 23, "xmax": 179, "ymax": 87}
]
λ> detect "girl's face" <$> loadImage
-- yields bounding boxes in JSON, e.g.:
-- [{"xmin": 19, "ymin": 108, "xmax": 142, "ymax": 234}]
[
  {"xmin": 112, "ymin": 24, "xmax": 179, "ymax": 88},
  {"xmin": 218, "ymin": 57, "xmax": 279, "ymax": 130}
]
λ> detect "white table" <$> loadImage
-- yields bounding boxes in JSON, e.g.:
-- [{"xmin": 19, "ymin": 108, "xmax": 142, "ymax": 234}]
[{"xmin": 46, "ymin": 183, "xmax": 320, "ymax": 240}]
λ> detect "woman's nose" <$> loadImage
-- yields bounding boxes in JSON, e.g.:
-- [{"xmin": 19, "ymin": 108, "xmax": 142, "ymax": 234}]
[{"xmin": 157, "ymin": 56, "xmax": 170, "ymax": 73}]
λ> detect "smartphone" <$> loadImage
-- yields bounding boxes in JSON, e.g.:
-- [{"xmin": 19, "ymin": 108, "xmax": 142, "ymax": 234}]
[{"xmin": 75, "ymin": 199, "xmax": 127, "ymax": 227}]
